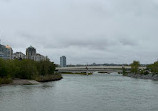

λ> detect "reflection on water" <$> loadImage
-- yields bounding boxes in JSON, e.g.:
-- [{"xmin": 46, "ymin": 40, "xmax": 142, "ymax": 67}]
[{"xmin": 0, "ymin": 73, "xmax": 158, "ymax": 111}]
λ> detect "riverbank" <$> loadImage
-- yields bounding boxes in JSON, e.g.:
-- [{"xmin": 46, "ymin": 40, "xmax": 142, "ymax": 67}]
[
  {"xmin": 35, "ymin": 74, "xmax": 63, "ymax": 82},
  {"xmin": 0, "ymin": 78, "xmax": 12, "ymax": 85},
  {"xmin": 125, "ymin": 73, "xmax": 158, "ymax": 81},
  {"xmin": 0, "ymin": 59, "xmax": 60, "ymax": 86},
  {"xmin": 12, "ymin": 79, "xmax": 40, "ymax": 85},
  {"xmin": 0, "ymin": 74, "xmax": 63, "ymax": 86}
]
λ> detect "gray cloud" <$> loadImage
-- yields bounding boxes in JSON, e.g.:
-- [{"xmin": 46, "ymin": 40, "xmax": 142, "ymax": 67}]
[{"xmin": 0, "ymin": 0, "xmax": 158, "ymax": 64}]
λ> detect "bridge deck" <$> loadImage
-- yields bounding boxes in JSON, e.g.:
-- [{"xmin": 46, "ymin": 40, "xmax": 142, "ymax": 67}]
[{"xmin": 56, "ymin": 66, "xmax": 146, "ymax": 73}]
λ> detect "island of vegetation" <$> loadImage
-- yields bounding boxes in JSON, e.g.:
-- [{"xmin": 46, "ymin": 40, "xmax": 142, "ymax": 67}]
[
  {"xmin": 0, "ymin": 58, "xmax": 62, "ymax": 85},
  {"xmin": 122, "ymin": 61, "xmax": 158, "ymax": 80}
]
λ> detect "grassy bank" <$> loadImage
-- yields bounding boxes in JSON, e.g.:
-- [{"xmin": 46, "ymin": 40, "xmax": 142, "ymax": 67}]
[
  {"xmin": 0, "ymin": 77, "xmax": 13, "ymax": 85},
  {"xmin": 35, "ymin": 74, "xmax": 63, "ymax": 82},
  {"xmin": 0, "ymin": 74, "xmax": 63, "ymax": 86}
]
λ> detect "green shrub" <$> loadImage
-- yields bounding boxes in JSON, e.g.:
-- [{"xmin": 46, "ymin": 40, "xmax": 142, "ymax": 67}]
[{"xmin": 0, "ymin": 77, "xmax": 12, "ymax": 85}]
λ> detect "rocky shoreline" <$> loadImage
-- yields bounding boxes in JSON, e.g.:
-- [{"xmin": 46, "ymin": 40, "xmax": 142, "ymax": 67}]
[{"xmin": 126, "ymin": 73, "xmax": 158, "ymax": 81}]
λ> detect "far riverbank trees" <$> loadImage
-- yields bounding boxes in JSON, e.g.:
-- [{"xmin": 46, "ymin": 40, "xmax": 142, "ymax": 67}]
[{"xmin": 122, "ymin": 60, "xmax": 158, "ymax": 76}]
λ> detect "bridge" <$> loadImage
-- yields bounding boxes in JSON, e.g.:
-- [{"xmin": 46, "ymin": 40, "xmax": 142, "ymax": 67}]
[{"xmin": 56, "ymin": 66, "xmax": 146, "ymax": 74}]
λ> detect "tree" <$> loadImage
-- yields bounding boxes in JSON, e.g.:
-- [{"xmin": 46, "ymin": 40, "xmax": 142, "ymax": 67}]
[
  {"xmin": 37, "ymin": 60, "xmax": 56, "ymax": 76},
  {"xmin": 0, "ymin": 59, "xmax": 7, "ymax": 78},
  {"xmin": 130, "ymin": 61, "xmax": 140, "ymax": 74},
  {"xmin": 48, "ymin": 62, "xmax": 56, "ymax": 74},
  {"xmin": 122, "ymin": 67, "xmax": 127, "ymax": 76},
  {"xmin": 0, "ymin": 58, "xmax": 57, "ymax": 83},
  {"xmin": 147, "ymin": 61, "xmax": 158, "ymax": 75}
]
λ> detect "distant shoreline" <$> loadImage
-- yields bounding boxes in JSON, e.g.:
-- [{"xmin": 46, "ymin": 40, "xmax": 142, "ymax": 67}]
[{"xmin": 125, "ymin": 73, "xmax": 158, "ymax": 81}]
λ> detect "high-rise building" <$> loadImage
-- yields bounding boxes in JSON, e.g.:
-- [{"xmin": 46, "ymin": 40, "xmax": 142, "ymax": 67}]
[
  {"xmin": 26, "ymin": 46, "xmax": 36, "ymax": 60},
  {"xmin": 13, "ymin": 52, "xmax": 26, "ymax": 60},
  {"xmin": 0, "ymin": 44, "xmax": 13, "ymax": 59},
  {"xmin": 60, "ymin": 56, "xmax": 66, "ymax": 67},
  {"xmin": 26, "ymin": 46, "xmax": 47, "ymax": 61},
  {"xmin": 35, "ymin": 53, "xmax": 47, "ymax": 61}
]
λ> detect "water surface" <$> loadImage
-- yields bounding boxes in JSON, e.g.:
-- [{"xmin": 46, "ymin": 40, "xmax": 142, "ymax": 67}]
[{"xmin": 0, "ymin": 73, "xmax": 158, "ymax": 111}]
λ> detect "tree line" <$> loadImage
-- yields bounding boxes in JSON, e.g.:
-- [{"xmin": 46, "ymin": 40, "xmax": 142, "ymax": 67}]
[
  {"xmin": 123, "ymin": 60, "xmax": 158, "ymax": 75},
  {"xmin": 0, "ymin": 58, "xmax": 61, "ymax": 84}
]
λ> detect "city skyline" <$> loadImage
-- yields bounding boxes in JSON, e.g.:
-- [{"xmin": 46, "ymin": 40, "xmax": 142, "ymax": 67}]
[
  {"xmin": 0, "ymin": 0, "xmax": 158, "ymax": 64},
  {"xmin": 0, "ymin": 43, "xmax": 47, "ymax": 61}
]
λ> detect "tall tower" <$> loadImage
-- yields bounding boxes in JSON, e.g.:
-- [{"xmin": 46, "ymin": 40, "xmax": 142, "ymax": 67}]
[
  {"xmin": 60, "ymin": 56, "xmax": 66, "ymax": 67},
  {"xmin": 0, "ymin": 44, "xmax": 13, "ymax": 60},
  {"xmin": 26, "ymin": 46, "xmax": 36, "ymax": 60}
]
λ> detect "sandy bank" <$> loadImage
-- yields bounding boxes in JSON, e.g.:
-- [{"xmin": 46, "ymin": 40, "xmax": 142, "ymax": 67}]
[{"xmin": 12, "ymin": 79, "xmax": 40, "ymax": 85}]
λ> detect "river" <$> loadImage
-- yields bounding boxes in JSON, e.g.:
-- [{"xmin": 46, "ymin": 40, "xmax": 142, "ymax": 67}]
[{"xmin": 0, "ymin": 73, "xmax": 158, "ymax": 111}]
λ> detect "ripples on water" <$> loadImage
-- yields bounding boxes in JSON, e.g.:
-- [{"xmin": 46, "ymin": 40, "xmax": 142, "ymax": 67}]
[{"xmin": 0, "ymin": 73, "xmax": 158, "ymax": 111}]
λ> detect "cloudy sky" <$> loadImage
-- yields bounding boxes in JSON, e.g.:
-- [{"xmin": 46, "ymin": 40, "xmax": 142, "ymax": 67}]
[{"xmin": 0, "ymin": 0, "xmax": 158, "ymax": 64}]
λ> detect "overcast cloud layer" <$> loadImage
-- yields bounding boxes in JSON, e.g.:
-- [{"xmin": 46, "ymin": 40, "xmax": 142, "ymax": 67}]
[{"xmin": 0, "ymin": 0, "xmax": 158, "ymax": 64}]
